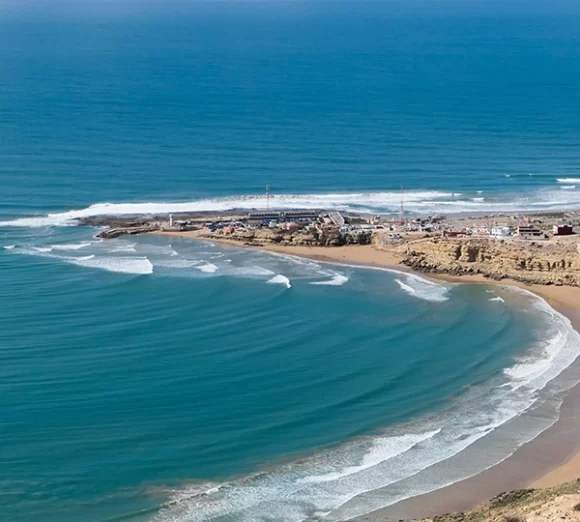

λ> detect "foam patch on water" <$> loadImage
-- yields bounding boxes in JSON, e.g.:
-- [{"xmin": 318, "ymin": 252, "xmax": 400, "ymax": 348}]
[
  {"xmin": 298, "ymin": 429, "xmax": 441, "ymax": 484},
  {"xmin": 197, "ymin": 263, "xmax": 218, "ymax": 273},
  {"xmin": 68, "ymin": 255, "xmax": 154, "ymax": 275},
  {"xmin": 310, "ymin": 273, "xmax": 349, "ymax": 286},
  {"xmin": 489, "ymin": 296, "xmax": 505, "ymax": 303},
  {"xmin": 33, "ymin": 246, "xmax": 53, "ymax": 253},
  {"xmin": 3, "ymin": 245, "xmax": 15, "ymax": 250},
  {"xmin": 267, "ymin": 274, "xmax": 292, "ymax": 288},
  {"xmin": 137, "ymin": 244, "xmax": 179, "ymax": 256},
  {"xmin": 557, "ymin": 178, "xmax": 580, "ymax": 183},
  {"xmin": 154, "ymin": 259, "xmax": 201, "ymax": 269},
  {"xmin": 230, "ymin": 265, "xmax": 275, "ymax": 278},
  {"xmin": 51, "ymin": 242, "xmax": 92, "ymax": 251},
  {"xmin": 395, "ymin": 277, "xmax": 449, "ymax": 302}
]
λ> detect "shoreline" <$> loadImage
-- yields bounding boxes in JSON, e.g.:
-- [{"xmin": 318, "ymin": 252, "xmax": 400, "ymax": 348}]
[{"xmin": 154, "ymin": 230, "xmax": 580, "ymax": 519}]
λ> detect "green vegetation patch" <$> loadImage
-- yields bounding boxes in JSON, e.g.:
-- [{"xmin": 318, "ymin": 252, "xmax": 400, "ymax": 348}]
[{"xmin": 490, "ymin": 489, "xmax": 535, "ymax": 509}]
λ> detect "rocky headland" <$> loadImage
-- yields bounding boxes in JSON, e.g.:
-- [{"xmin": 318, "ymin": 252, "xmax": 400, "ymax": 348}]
[{"xmin": 83, "ymin": 210, "xmax": 580, "ymax": 287}]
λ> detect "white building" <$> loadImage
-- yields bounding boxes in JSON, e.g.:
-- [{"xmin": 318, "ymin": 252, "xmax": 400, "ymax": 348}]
[{"xmin": 491, "ymin": 226, "xmax": 512, "ymax": 237}]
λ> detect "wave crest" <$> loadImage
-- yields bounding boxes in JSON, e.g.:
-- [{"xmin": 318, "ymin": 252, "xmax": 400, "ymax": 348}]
[{"xmin": 267, "ymin": 274, "xmax": 292, "ymax": 288}]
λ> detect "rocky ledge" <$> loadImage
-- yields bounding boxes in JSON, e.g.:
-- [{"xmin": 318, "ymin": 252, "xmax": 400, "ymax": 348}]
[
  {"xmin": 96, "ymin": 223, "xmax": 161, "ymax": 239},
  {"xmin": 201, "ymin": 226, "xmax": 373, "ymax": 247},
  {"xmin": 396, "ymin": 237, "xmax": 580, "ymax": 286}
]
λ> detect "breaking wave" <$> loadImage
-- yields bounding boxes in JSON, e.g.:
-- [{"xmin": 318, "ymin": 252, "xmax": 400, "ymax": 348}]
[
  {"xmin": 310, "ymin": 273, "xmax": 349, "ymax": 286},
  {"xmin": 489, "ymin": 296, "xmax": 505, "ymax": 303},
  {"xmin": 267, "ymin": 274, "xmax": 292, "ymax": 288},
  {"xmin": 5, "ymin": 245, "xmax": 153, "ymax": 275},
  {"xmin": 394, "ymin": 276, "xmax": 449, "ymax": 302},
  {"xmin": 556, "ymin": 178, "xmax": 580, "ymax": 183},
  {"xmin": 51, "ymin": 242, "xmax": 92, "ymax": 251},
  {"xmin": 297, "ymin": 429, "xmax": 441, "ymax": 485},
  {"xmin": 4, "ymin": 187, "xmax": 580, "ymax": 228},
  {"xmin": 67, "ymin": 255, "xmax": 154, "ymax": 275},
  {"xmin": 197, "ymin": 263, "xmax": 218, "ymax": 273},
  {"xmin": 503, "ymin": 287, "xmax": 580, "ymax": 391}
]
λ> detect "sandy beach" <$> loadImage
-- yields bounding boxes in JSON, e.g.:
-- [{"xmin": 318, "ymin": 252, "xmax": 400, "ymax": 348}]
[{"xmin": 156, "ymin": 230, "xmax": 580, "ymax": 517}]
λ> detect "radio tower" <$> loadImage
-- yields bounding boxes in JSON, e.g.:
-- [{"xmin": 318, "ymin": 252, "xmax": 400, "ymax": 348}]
[
  {"xmin": 399, "ymin": 184, "xmax": 405, "ymax": 225},
  {"xmin": 266, "ymin": 184, "xmax": 270, "ymax": 210}
]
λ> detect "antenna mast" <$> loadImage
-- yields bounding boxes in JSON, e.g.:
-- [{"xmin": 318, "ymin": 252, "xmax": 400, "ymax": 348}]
[{"xmin": 399, "ymin": 184, "xmax": 404, "ymax": 224}]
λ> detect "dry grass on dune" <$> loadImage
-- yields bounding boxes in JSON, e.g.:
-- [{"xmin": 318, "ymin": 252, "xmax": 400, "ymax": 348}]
[{"xmin": 427, "ymin": 480, "xmax": 580, "ymax": 522}]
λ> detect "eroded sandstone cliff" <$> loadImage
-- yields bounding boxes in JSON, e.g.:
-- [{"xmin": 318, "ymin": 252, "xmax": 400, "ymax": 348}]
[{"xmin": 397, "ymin": 238, "xmax": 580, "ymax": 286}]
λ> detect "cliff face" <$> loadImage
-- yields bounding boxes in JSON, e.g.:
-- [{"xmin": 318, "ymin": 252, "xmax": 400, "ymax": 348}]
[{"xmin": 399, "ymin": 238, "xmax": 580, "ymax": 286}]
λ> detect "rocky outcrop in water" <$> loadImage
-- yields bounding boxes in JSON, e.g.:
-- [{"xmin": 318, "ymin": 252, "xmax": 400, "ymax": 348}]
[
  {"xmin": 96, "ymin": 224, "xmax": 160, "ymax": 239},
  {"xmin": 398, "ymin": 238, "xmax": 580, "ymax": 286}
]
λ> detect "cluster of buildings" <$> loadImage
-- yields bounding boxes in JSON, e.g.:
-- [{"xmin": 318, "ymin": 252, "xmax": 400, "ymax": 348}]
[
  {"xmin": 443, "ymin": 221, "xmax": 578, "ymax": 240},
  {"xmin": 166, "ymin": 210, "xmax": 579, "ymax": 244},
  {"xmin": 175, "ymin": 209, "xmax": 394, "ymax": 239}
]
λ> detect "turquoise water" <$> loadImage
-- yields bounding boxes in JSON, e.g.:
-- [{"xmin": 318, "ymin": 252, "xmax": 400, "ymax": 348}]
[{"xmin": 2, "ymin": 2, "xmax": 580, "ymax": 521}]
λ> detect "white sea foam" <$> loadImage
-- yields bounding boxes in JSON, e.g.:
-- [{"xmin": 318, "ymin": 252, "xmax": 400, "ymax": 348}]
[
  {"xmin": 489, "ymin": 296, "xmax": 505, "ymax": 303},
  {"xmin": 0, "ymin": 192, "xmax": 452, "ymax": 227},
  {"xmin": 109, "ymin": 243, "xmax": 137, "ymax": 253},
  {"xmin": 395, "ymin": 277, "xmax": 449, "ymax": 302},
  {"xmin": 231, "ymin": 266, "xmax": 275, "ymax": 277},
  {"xmin": 196, "ymin": 263, "xmax": 218, "ymax": 273},
  {"xmin": 153, "ymin": 259, "xmax": 201, "ymax": 269},
  {"xmin": 560, "ymin": 185, "xmax": 576, "ymax": 190},
  {"xmin": 557, "ymin": 178, "xmax": 580, "ymax": 183},
  {"xmin": 298, "ymin": 429, "xmax": 441, "ymax": 484},
  {"xmin": 7, "ymin": 243, "xmax": 154, "ymax": 276},
  {"xmin": 51, "ymin": 242, "xmax": 92, "ymax": 251},
  {"xmin": 137, "ymin": 244, "xmax": 178, "ymax": 256},
  {"xmin": 68, "ymin": 255, "xmax": 154, "ymax": 275},
  {"xmin": 266, "ymin": 250, "xmax": 322, "ymax": 269},
  {"xmin": 8, "ymin": 187, "xmax": 580, "ymax": 229},
  {"xmin": 503, "ymin": 288, "xmax": 580, "ymax": 391},
  {"xmin": 310, "ymin": 273, "xmax": 349, "ymax": 286},
  {"xmin": 319, "ymin": 260, "xmax": 451, "ymax": 302},
  {"xmin": 3, "ymin": 245, "xmax": 15, "ymax": 250},
  {"xmin": 267, "ymin": 274, "xmax": 292, "ymax": 288}
]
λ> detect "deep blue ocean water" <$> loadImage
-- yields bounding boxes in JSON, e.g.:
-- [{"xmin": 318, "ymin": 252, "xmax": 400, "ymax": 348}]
[{"xmin": 2, "ymin": 2, "xmax": 580, "ymax": 521}]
